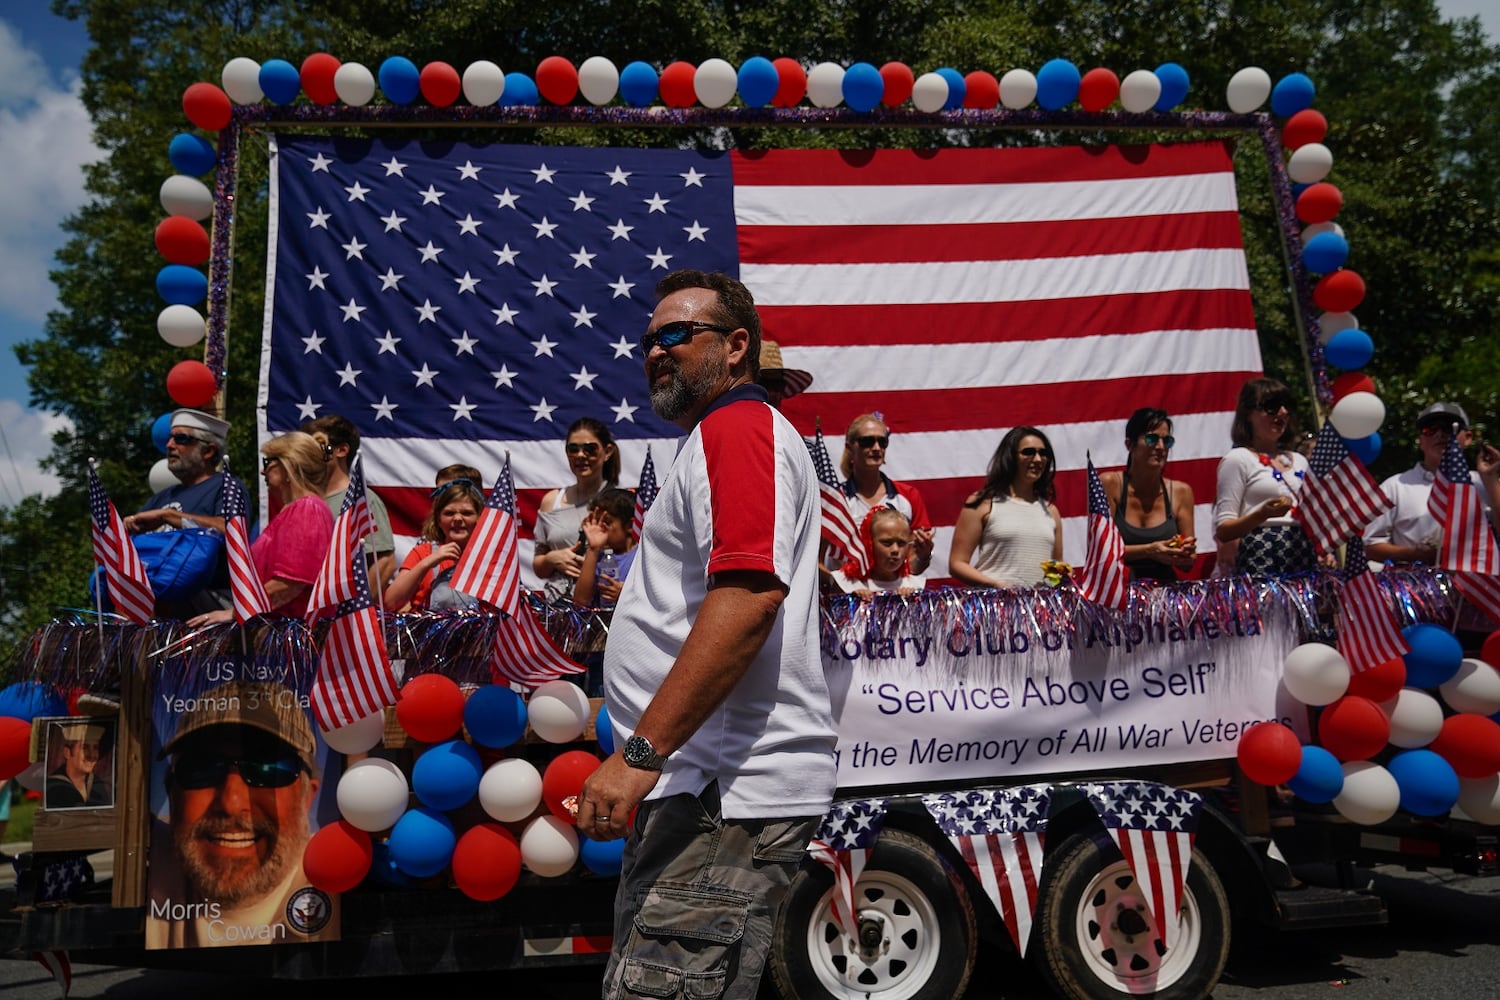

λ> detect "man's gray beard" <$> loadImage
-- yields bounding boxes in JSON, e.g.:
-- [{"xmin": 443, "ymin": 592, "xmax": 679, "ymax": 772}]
[
  {"xmin": 167, "ymin": 451, "xmax": 208, "ymax": 484},
  {"xmin": 175, "ymin": 786, "xmax": 310, "ymax": 907},
  {"xmin": 649, "ymin": 351, "xmax": 727, "ymax": 421}
]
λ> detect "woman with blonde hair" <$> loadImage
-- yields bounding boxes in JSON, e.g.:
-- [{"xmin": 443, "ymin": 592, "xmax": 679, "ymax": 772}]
[{"xmin": 832, "ymin": 413, "xmax": 934, "ymax": 575}]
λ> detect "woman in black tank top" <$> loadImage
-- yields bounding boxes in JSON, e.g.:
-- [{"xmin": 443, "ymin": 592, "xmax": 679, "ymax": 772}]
[{"xmin": 1099, "ymin": 408, "xmax": 1198, "ymax": 582}]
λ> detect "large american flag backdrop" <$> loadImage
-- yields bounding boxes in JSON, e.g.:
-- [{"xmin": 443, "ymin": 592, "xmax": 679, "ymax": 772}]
[{"xmin": 262, "ymin": 137, "xmax": 1261, "ymax": 579}]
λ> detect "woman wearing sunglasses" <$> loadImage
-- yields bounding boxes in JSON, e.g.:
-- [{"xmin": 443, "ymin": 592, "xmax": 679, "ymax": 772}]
[
  {"xmin": 1213, "ymin": 377, "xmax": 1316, "ymax": 576},
  {"xmin": 532, "ymin": 417, "xmax": 621, "ymax": 603},
  {"xmin": 384, "ymin": 477, "xmax": 486, "ymax": 611},
  {"xmin": 831, "ymin": 414, "xmax": 934, "ymax": 577},
  {"xmin": 186, "ymin": 432, "xmax": 333, "ymax": 625},
  {"xmin": 1100, "ymin": 408, "xmax": 1198, "ymax": 582},
  {"xmin": 949, "ymin": 426, "xmax": 1064, "ymax": 588}
]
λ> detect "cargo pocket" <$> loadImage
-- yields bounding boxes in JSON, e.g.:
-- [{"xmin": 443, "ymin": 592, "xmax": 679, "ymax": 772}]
[
  {"xmin": 752, "ymin": 816, "xmax": 820, "ymax": 865},
  {"xmin": 617, "ymin": 885, "xmax": 750, "ymax": 1000}
]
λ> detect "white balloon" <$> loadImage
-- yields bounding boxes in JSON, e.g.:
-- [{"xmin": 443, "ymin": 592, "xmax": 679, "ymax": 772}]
[
  {"xmin": 1281, "ymin": 642, "xmax": 1350, "ymax": 706},
  {"xmin": 1439, "ymin": 658, "xmax": 1500, "ymax": 716},
  {"xmin": 148, "ymin": 458, "xmax": 177, "ymax": 494},
  {"xmin": 526, "ymin": 680, "xmax": 592, "ymax": 743},
  {"xmin": 1456, "ymin": 774, "xmax": 1500, "ymax": 824},
  {"xmin": 462, "ymin": 60, "xmax": 506, "ymax": 106},
  {"xmin": 1118, "ymin": 69, "xmax": 1162, "ymax": 113},
  {"xmin": 337, "ymin": 757, "xmax": 410, "ymax": 831},
  {"xmin": 1301, "ymin": 221, "xmax": 1345, "ymax": 243},
  {"xmin": 578, "ymin": 56, "xmax": 619, "ymax": 106},
  {"xmin": 478, "ymin": 757, "xmax": 543, "ymax": 822},
  {"xmin": 1328, "ymin": 391, "xmax": 1386, "ymax": 439},
  {"xmin": 1226, "ymin": 66, "xmax": 1272, "ymax": 113},
  {"xmin": 1383, "ymin": 687, "xmax": 1443, "ymax": 748},
  {"xmin": 520, "ymin": 814, "xmax": 579, "ymax": 877},
  {"xmin": 157, "ymin": 304, "xmax": 206, "ymax": 348},
  {"xmin": 1316, "ymin": 310, "xmax": 1357, "ymax": 345},
  {"xmin": 333, "ymin": 62, "xmax": 376, "ymax": 106},
  {"xmin": 221, "ymin": 57, "xmax": 263, "ymax": 105},
  {"xmin": 911, "ymin": 72, "xmax": 949, "ymax": 113},
  {"xmin": 806, "ymin": 62, "xmax": 847, "ymax": 109},
  {"xmin": 159, "ymin": 175, "xmax": 213, "ymax": 221},
  {"xmin": 321, "ymin": 710, "xmax": 386, "ymax": 755},
  {"xmin": 1287, "ymin": 142, "xmax": 1334, "ymax": 184},
  {"xmin": 1332, "ymin": 761, "xmax": 1399, "ymax": 825},
  {"xmin": 999, "ymin": 69, "xmax": 1037, "ymax": 109},
  {"xmin": 695, "ymin": 58, "xmax": 738, "ymax": 109}
]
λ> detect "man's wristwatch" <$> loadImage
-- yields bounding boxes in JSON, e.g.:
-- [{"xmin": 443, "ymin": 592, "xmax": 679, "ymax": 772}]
[{"xmin": 622, "ymin": 735, "xmax": 667, "ymax": 771}]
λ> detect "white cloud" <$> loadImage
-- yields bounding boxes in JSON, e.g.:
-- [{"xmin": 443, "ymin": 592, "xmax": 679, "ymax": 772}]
[
  {"xmin": 0, "ymin": 22, "xmax": 51, "ymax": 105},
  {"xmin": 0, "ymin": 400, "xmax": 71, "ymax": 501}
]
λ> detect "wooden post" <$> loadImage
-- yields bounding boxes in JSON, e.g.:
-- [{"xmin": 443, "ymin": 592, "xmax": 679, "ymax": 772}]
[{"xmin": 111, "ymin": 635, "xmax": 153, "ymax": 908}]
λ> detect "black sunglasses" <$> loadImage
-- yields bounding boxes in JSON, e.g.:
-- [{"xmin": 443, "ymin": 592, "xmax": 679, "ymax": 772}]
[
  {"xmin": 170, "ymin": 432, "xmax": 207, "ymax": 447},
  {"xmin": 566, "ymin": 442, "xmax": 601, "ymax": 456},
  {"xmin": 1258, "ymin": 396, "xmax": 1293, "ymax": 414},
  {"xmin": 640, "ymin": 320, "xmax": 733, "ymax": 354},
  {"xmin": 1140, "ymin": 432, "xmax": 1176, "ymax": 449},
  {"xmin": 855, "ymin": 435, "xmax": 890, "ymax": 449},
  {"xmin": 1019, "ymin": 446, "xmax": 1052, "ymax": 459},
  {"xmin": 170, "ymin": 753, "xmax": 305, "ymax": 790},
  {"xmin": 261, "ymin": 455, "xmax": 281, "ymax": 471}
]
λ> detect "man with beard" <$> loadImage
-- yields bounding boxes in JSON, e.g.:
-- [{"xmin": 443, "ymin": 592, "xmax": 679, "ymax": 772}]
[
  {"xmin": 577, "ymin": 270, "xmax": 836, "ymax": 1000},
  {"xmin": 146, "ymin": 680, "xmax": 336, "ymax": 949}
]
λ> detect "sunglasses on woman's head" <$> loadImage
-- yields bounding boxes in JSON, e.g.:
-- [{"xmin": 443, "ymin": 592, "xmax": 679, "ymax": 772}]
[
  {"xmin": 566, "ymin": 442, "xmax": 600, "ymax": 456},
  {"xmin": 1019, "ymin": 446, "xmax": 1051, "ymax": 459},
  {"xmin": 639, "ymin": 320, "xmax": 733, "ymax": 354},
  {"xmin": 855, "ymin": 435, "xmax": 890, "ymax": 449},
  {"xmin": 1140, "ymin": 433, "xmax": 1176, "ymax": 449}
]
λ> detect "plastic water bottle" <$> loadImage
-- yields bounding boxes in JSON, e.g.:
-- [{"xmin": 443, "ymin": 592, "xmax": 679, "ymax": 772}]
[{"xmin": 597, "ymin": 548, "xmax": 619, "ymax": 583}]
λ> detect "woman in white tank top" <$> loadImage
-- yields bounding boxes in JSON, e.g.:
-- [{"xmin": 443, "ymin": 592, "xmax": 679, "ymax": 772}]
[{"xmin": 948, "ymin": 426, "xmax": 1064, "ymax": 588}]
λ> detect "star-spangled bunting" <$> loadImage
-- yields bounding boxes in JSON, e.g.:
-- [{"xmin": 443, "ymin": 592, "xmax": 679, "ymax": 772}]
[
  {"xmin": 1294, "ymin": 420, "xmax": 1391, "ymax": 556},
  {"xmin": 222, "ymin": 472, "xmax": 271, "ymax": 623},
  {"xmin": 449, "ymin": 453, "xmax": 522, "ymax": 616},
  {"xmin": 87, "ymin": 464, "xmax": 154, "ymax": 624},
  {"xmin": 806, "ymin": 798, "xmax": 888, "ymax": 942},
  {"xmin": 1429, "ymin": 429, "xmax": 1500, "ymax": 623},
  {"xmin": 1078, "ymin": 456, "xmax": 1128, "ymax": 610},
  {"xmin": 1081, "ymin": 780, "xmax": 1203, "ymax": 948},
  {"xmin": 631, "ymin": 445, "xmax": 658, "ymax": 542},
  {"xmin": 1337, "ymin": 534, "xmax": 1409, "ymax": 672},
  {"xmin": 808, "ymin": 422, "xmax": 869, "ymax": 578},
  {"xmin": 306, "ymin": 453, "xmax": 377, "ymax": 619},
  {"xmin": 924, "ymin": 786, "xmax": 1052, "ymax": 958}
]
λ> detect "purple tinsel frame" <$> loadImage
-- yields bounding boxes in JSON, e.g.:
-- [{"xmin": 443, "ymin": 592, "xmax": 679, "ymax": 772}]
[{"xmin": 200, "ymin": 104, "xmax": 1327, "ymax": 405}]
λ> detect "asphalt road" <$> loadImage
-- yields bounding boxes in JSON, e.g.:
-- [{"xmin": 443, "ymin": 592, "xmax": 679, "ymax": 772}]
[{"xmin": 2, "ymin": 865, "xmax": 1496, "ymax": 999}]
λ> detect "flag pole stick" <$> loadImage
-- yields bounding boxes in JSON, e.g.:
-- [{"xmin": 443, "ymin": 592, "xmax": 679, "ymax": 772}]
[{"xmin": 89, "ymin": 458, "xmax": 108, "ymax": 656}]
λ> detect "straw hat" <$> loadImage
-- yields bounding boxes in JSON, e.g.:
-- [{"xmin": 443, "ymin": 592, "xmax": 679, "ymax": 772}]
[{"xmin": 758, "ymin": 341, "xmax": 814, "ymax": 399}]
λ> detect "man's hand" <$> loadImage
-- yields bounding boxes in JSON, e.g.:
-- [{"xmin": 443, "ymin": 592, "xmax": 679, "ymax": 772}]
[{"xmin": 576, "ymin": 753, "xmax": 659, "ymax": 840}]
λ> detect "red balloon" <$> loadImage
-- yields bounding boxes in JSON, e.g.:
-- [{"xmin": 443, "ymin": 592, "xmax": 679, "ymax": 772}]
[
  {"xmin": 1330, "ymin": 371, "xmax": 1376, "ymax": 402},
  {"xmin": 1296, "ymin": 182, "xmax": 1343, "ymax": 223},
  {"xmin": 1429, "ymin": 714, "xmax": 1500, "ymax": 778},
  {"xmin": 535, "ymin": 56, "xmax": 579, "ymax": 105},
  {"xmin": 1236, "ymin": 722, "xmax": 1302, "ymax": 785},
  {"xmin": 1317, "ymin": 696, "xmax": 1390, "ymax": 761},
  {"xmin": 879, "ymin": 62, "xmax": 914, "ymax": 107},
  {"xmin": 303, "ymin": 820, "xmax": 373, "ymax": 893},
  {"xmin": 962, "ymin": 71, "xmax": 1000, "ymax": 109},
  {"xmin": 1346, "ymin": 655, "xmax": 1404, "ymax": 702},
  {"xmin": 1481, "ymin": 629, "xmax": 1500, "ymax": 670},
  {"xmin": 0, "ymin": 716, "xmax": 31, "ymax": 780},
  {"xmin": 1314, "ymin": 269, "xmax": 1366, "ymax": 313},
  {"xmin": 182, "ymin": 82, "xmax": 232, "ymax": 131},
  {"xmin": 542, "ymin": 750, "xmax": 602, "ymax": 822},
  {"xmin": 420, "ymin": 61, "xmax": 462, "ymax": 107},
  {"xmin": 771, "ymin": 58, "xmax": 807, "ymax": 107},
  {"xmin": 452, "ymin": 823, "xmax": 522, "ymax": 901},
  {"xmin": 1282, "ymin": 109, "xmax": 1329, "ymax": 150},
  {"xmin": 1078, "ymin": 68, "xmax": 1120, "ymax": 111},
  {"xmin": 396, "ymin": 673, "xmax": 466, "ymax": 743},
  {"xmin": 659, "ymin": 61, "xmax": 697, "ymax": 108},
  {"xmin": 166, "ymin": 360, "xmax": 218, "ymax": 408},
  {"xmin": 300, "ymin": 53, "xmax": 341, "ymax": 105},
  {"xmin": 155, "ymin": 216, "xmax": 210, "ymax": 266}
]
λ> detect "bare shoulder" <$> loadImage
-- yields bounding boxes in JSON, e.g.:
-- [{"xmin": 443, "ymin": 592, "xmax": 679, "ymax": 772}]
[{"xmin": 1170, "ymin": 477, "xmax": 1196, "ymax": 506}]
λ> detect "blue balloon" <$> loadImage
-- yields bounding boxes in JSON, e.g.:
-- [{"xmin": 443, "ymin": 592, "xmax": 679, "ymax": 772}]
[
  {"xmin": 156, "ymin": 264, "xmax": 208, "ymax": 306},
  {"xmin": 1302, "ymin": 231, "xmax": 1350, "ymax": 274},
  {"xmin": 369, "ymin": 840, "xmax": 419, "ymax": 888},
  {"xmin": 1402, "ymin": 623, "xmax": 1463, "ymax": 688},
  {"xmin": 151, "ymin": 412, "xmax": 175, "ymax": 454},
  {"xmin": 378, "ymin": 56, "xmax": 420, "ymax": 105},
  {"xmin": 258, "ymin": 58, "xmax": 302, "ymax": 105},
  {"xmin": 412, "ymin": 740, "xmax": 484, "ymax": 812},
  {"xmin": 1287, "ymin": 744, "xmax": 1343, "ymax": 803},
  {"xmin": 1154, "ymin": 62, "xmax": 1190, "ymax": 111},
  {"xmin": 935, "ymin": 67, "xmax": 966, "ymax": 110},
  {"xmin": 1388, "ymin": 749, "xmax": 1459, "ymax": 816},
  {"xmin": 595, "ymin": 703, "xmax": 615, "ymax": 755},
  {"xmin": 1271, "ymin": 72, "xmax": 1316, "ymax": 118},
  {"xmin": 619, "ymin": 61, "xmax": 659, "ymax": 107},
  {"xmin": 465, "ymin": 685, "xmax": 527, "ymax": 748},
  {"xmin": 842, "ymin": 62, "xmax": 884, "ymax": 113},
  {"xmin": 0, "ymin": 681, "xmax": 67, "ymax": 721},
  {"xmin": 500, "ymin": 73, "xmax": 539, "ymax": 107},
  {"xmin": 1290, "ymin": 181, "xmax": 1310, "ymax": 199},
  {"xmin": 388, "ymin": 807, "xmax": 456, "ymax": 878},
  {"xmin": 737, "ymin": 56, "xmax": 779, "ymax": 109},
  {"xmin": 1343, "ymin": 431, "xmax": 1381, "ymax": 466},
  {"xmin": 168, "ymin": 133, "xmax": 217, "ymax": 176},
  {"xmin": 1324, "ymin": 329, "xmax": 1373, "ymax": 370},
  {"xmin": 579, "ymin": 835, "xmax": 626, "ymax": 876},
  {"xmin": 1036, "ymin": 59, "xmax": 1081, "ymax": 110}
]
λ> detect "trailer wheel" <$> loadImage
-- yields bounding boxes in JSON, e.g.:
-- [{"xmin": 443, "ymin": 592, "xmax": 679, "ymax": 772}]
[
  {"xmin": 1033, "ymin": 833, "xmax": 1230, "ymax": 1000},
  {"xmin": 768, "ymin": 828, "xmax": 976, "ymax": 1000}
]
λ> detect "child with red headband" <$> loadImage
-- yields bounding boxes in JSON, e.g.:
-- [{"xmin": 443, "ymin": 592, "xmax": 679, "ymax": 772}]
[{"xmin": 830, "ymin": 507, "xmax": 927, "ymax": 600}]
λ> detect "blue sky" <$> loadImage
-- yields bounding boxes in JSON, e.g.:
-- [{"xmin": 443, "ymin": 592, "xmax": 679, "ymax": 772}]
[{"xmin": 0, "ymin": 6, "xmax": 1493, "ymax": 505}]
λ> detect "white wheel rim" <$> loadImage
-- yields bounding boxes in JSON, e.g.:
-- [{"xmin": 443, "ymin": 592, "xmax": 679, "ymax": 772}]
[
  {"xmin": 802, "ymin": 870, "xmax": 945, "ymax": 1000},
  {"xmin": 1072, "ymin": 858, "xmax": 1202, "ymax": 993}
]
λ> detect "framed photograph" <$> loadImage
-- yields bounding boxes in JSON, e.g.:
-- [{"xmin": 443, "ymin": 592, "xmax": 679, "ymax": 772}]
[{"xmin": 41, "ymin": 716, "xmax": 116, "ymax": 811}]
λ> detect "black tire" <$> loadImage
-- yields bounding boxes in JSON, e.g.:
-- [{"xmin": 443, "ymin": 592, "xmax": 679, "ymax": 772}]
[
  {"xmin": 1032, "ymin": 833, "xmax": 1230, "ymax": 1000},
  {"xmin": 767, "ymin": 828, "xmax": 976, "ymax": 1000}
]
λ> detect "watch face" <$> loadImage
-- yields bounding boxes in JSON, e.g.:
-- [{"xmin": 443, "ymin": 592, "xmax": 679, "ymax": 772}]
[{"xmin": 624, "ymin": 735, "xmax": 659, "ymax": 768}]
